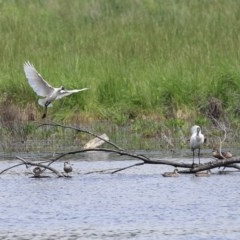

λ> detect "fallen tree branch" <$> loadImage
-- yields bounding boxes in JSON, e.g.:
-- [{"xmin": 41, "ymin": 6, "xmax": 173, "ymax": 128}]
[
  {"xmin": 0, "ymin": 163, "xmax": 26, "ymax": 175},
  {"xmin": 1, "ymin": 120, "xmax": 240, "ymax": 177},
  {"xmin": 47, "ymin": 147, "xmax": 240, "ymax": 174},
  {"xmin": 111, "ymin": 162, "xmax": 145, "ymax": 174},
  {"xmin": 15, "ymin": 156, "xmax": 63, "ymax": 177}
]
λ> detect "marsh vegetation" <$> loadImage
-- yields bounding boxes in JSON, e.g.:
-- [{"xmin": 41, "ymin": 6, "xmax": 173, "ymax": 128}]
[{"xmin": 0, "ymin": 0, "xmax": 240, "ymax": 147}]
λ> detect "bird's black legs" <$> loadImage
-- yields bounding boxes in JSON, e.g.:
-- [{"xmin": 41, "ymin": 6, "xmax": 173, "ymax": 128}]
[
  {"xmin": 198, "ymin": 148, "xmax": 201, "ymax": 164},
  {"xmin": 192, "ymin": 149, "xmax": 201, "ymax": 167},
  {"xmin": 192, "ymin": 150, "xmax": 195, "ymax": 166},
  {"xmin": 42, "ymin": 105, "xmax": 48, "ymax": 119}
]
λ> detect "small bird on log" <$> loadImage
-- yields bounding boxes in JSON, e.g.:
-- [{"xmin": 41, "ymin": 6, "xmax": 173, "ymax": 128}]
[
  {"xmin": 64, "ymin": 161, "xmax": 72, "ymax": 176},
  {"xmin": 162, "ymin": 168, "xmax": 179, "ymax": 177},
  {"xmin": 190, "ymin": 125, "xmax": 204, "ymax": 166},
  {"xmin": 33, "ymin": 167, "xmax": 42, "ymax": 177},
  {"xmin": 23, "ymin": 61, "xmax": 88, "ymax": 118},
  {"xmin": 212, "ymin": 149, "xmax": 232, "ymax": 160}
]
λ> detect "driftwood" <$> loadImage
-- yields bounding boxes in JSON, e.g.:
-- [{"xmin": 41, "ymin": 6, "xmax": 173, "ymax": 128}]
[
  {"xmin": 0, "ymin": 121, "xmax": 240, "ymax": 177},
  {"xmin": 38, "ymin": 122, "xmax": 123, "ymax": 150},
  {"xmin": 50, "ymin": 147, "xmax": 240, "ymax": 174},
  {"xmin": 83, "ymin": 133, "xmax": 109, "ymax": 149}
]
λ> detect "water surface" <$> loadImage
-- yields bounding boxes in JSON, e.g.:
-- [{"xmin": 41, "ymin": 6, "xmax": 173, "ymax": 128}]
[{"xmin": 0, "ymin": 151, "xmax": 240, "ymax": 240}]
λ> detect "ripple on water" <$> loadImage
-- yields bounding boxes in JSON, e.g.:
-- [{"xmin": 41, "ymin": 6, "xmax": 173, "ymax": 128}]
[{"xmin": 1, "ymin": 158, "xmax": 240, "ymax": 240}]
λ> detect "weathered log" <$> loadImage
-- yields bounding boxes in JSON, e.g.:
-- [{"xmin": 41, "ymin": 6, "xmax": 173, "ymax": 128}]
[
  {"xmin": 38, "ymin": 122, "xmax": 122, "ymax": 150},
  {"xmin": 83, "ymin": 133, "xmax": 109, "ymax": 149},
  {"xmin": 1, "ymin": 122, "xmax": 239, "ymax": 177},
  {"xmin": 49, "ymin": 147, "xmax": 240, "ymax": 174},
  {"xmin": 15, "ymin": 156, "xmax": 63, "ymax": 177}
]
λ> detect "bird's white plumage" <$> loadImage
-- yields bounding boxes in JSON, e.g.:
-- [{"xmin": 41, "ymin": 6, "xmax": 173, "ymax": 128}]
[
  {"xmin": 23, "ymin": 61, "xmax": 88, "ymax": 117},
  {"xmin": 190, "ymin": 125, "xmax": 204, "ymax": 149},
  {"xmin": 190, "ymin": 125, "xmax": 204, "ymax": 164},
  {"xmin": 56, "ymin": 88, "xmax": 89, "ymax": 100},
  {"xmin": 23, "ymin": 61, "xmax": 54, "ymax": 97},
  {"xmin": 191, "ymin": 125, "xmax": 200, "ymax": 134}
]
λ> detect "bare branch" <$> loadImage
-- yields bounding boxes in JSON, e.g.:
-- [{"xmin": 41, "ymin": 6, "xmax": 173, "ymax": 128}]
[
  {"xmin": 0, "ymin": 163, "xmax": 25, "ymax": 175},
  {"xmin": 111, "ymin": 162, "xmax": 145, "ymax": 174},
  {"xmin": 37, "ymin": 122, "xmax": 123, "ymax": 150},
  {"xmin": 16, "ymin": 156, "xmax": 63, "ymax": 177}
]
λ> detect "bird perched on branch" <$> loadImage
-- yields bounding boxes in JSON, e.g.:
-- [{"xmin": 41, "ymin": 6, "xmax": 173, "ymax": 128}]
[
  {"xmin": 190, "ymin": 125, "xmax": 205, "ymax": 166},
  {"xmin": 23, "ymin": 61, "xmax": 88, "ymax": 118},
  {"xmin": 64, "ymin": 161, "xmax": 72, "ymax": 176},
  {"xmin": 33, "ymin": 167, "xmax": 42, "ymax": 177}
]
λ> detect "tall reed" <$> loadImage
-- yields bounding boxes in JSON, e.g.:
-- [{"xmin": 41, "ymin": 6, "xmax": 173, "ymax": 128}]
[{"xmin": 0, "ymin": 0, "xmax": 240, "ymax": 124}]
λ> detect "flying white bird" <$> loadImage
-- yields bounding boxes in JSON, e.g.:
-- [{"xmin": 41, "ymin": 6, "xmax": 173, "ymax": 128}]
[
  {"xmin": 190, "ymin": 125, "xmax": 204, "ymax": 165},
  {"xmin": 23, "ymin": 61, "xmax": 88, "ymax": 118}
]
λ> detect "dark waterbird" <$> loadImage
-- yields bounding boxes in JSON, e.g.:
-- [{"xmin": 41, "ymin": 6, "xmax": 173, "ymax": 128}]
[{"xmin": 64, "ymin": 161, "xmax": 73, "ymax": 176}]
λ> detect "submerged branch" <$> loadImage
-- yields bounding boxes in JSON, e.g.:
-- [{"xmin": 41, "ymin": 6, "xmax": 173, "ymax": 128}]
[
  {"xmin": 49, "ymin": 147, "xmax": 240, "ymax": 174},
  {"xmin": 0, "ymin": 163, "xmax": 26, "ymax": 175},
  {"xmin": 111, "ymin": 162, "xmax": 145, "ymax": 174},
  {"xmin": 1, "ymin": 121, "xmax": 240, "ymax": 177},
  {"xmin": 15, "ymin": 156, "xmax": 63, "ymax": 177}
]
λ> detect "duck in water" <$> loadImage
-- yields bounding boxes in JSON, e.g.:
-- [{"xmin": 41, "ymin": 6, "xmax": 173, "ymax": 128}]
[
  {"xmin": 195, "ymin": 170, "xmax": 211, "ymax": 177},
  {"xmin": 162, "ymin": 168, "xmax": 179, "ymax": 177}
]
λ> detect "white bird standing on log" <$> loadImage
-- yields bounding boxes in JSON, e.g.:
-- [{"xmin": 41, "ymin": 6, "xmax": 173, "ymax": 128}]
[
  {"xmin": 23, "ymin": 61, "xmax": 88, "ymax": 118},
  {"xmin": 190, "ymin": 125, "xmax": 204, "ymax": 165}
]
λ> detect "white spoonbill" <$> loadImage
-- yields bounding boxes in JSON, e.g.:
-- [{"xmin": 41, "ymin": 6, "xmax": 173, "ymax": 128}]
[
  {"xmin": 190, "ymin": 125, "xmax": 204, "ymax": 165},
  {"xmin": 23, "ymin": 61, "xmax": 88, "ymax": 118}
]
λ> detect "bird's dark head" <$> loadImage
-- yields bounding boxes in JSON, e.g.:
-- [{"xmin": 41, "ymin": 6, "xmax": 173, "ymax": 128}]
[
  {"xmin": 33, "ymin": 167, "xmax": 41, "ymax": 176},
  {"xmin": 61, "ymin": 86, "xmax": 65, "ymax": 90}
]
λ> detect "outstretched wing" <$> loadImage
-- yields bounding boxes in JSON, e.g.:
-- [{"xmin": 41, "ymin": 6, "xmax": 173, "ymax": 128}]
[
  {"xmin": 23, "ymin": 61, "xmax": 54, "ymax": 97},
  {"xmin": 56, "ymin": 88, "xmax": 89, "ymax": 100}
]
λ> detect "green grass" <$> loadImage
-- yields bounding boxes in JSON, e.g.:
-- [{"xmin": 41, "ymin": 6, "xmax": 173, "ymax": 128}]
[{"xmin": 1, "ymin": 0, "xmax": 240, "ymax": 128}]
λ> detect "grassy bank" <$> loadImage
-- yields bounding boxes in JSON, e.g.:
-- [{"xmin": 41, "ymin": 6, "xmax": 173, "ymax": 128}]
[{"xmin": 0, "ymin": 0, "xmax": 240, "ymax": 133}]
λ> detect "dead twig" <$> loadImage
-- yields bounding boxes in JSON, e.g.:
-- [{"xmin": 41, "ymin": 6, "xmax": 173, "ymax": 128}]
[{"xmin": 111, "ymin": 162, "xmax": 145, "ymax": 174}]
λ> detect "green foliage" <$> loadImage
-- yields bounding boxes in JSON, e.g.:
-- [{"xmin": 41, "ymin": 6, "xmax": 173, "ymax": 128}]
[
  {"xmin": 165, "ymin": 119, "xmax": 185, "ymax": 129},
  {"xmin": 0, "ymin": 0, "xmax": 240, "ymax": 123}
]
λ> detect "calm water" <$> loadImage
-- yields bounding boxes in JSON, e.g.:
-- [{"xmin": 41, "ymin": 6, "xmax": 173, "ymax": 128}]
[{"xmin": 0, "ymin": 151, "xmax": 240, "ymax": 240}]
